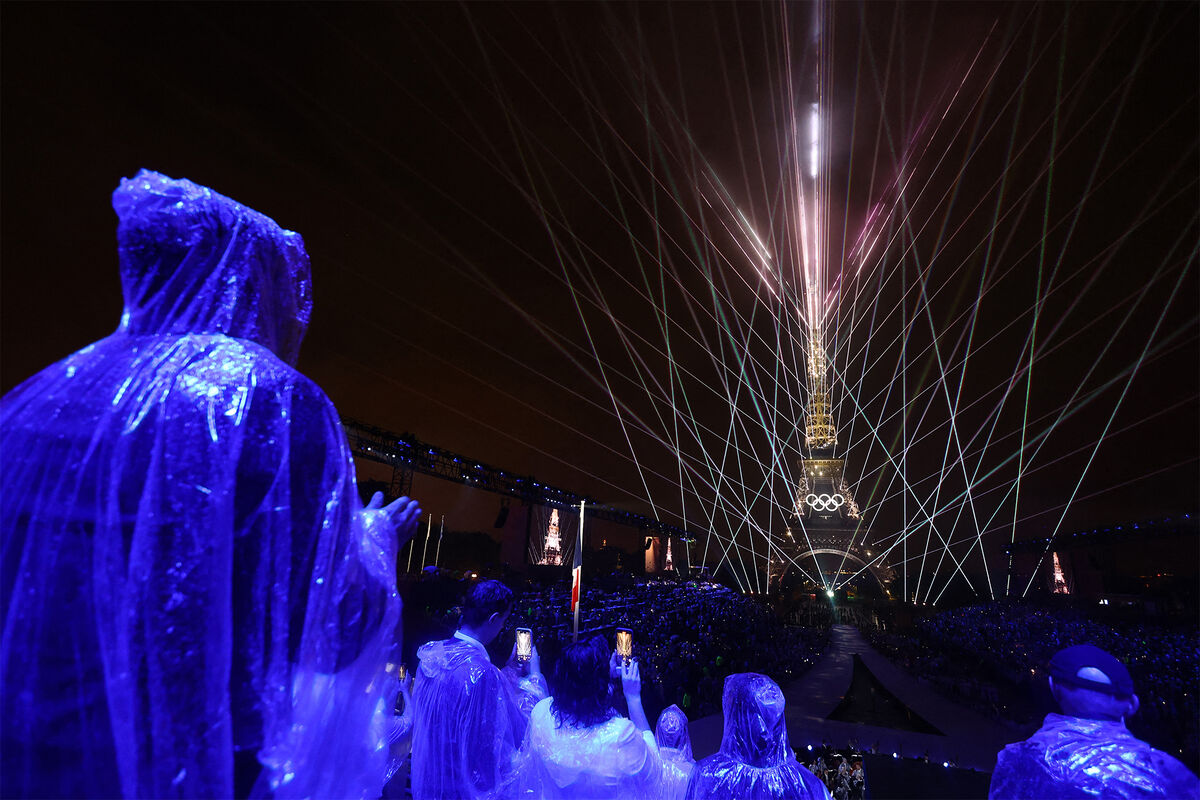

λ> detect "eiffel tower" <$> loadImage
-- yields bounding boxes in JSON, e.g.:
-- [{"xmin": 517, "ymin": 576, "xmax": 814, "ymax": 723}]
[
  {"xmin": 541, "ymin": 508, "xmax": 564, "ymax": 566},
  {"xmin": 771, "ymin": 320, "xmax": 895, "ymax": 596}
]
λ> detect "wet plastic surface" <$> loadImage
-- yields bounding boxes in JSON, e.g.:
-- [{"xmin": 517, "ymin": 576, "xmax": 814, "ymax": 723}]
[
  {"xmin": 656, "ymin": 704, "xmax": 695, "ymax": 800},
  {"xmin": 521, "ymin": 694, "xmax": 661, "ymax": 800},
  {"xmin": 412, "ymin": 637, "xmax": 543, "ymax": 799},
  {"xmin": 685, "ymin": 673, "xmax": 831, "ymax": 800},
  {"xmin": 989, "ymin": 713, "xmax": 1200, "ymax": 799},
  {"xmin": 1, "ymin": 170, "xmax": 400, "ymax": 798}
]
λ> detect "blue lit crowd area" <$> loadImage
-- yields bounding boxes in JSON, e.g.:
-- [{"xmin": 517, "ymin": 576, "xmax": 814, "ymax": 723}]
[
  {"xmin": 401, "ymin": 573, "xmax": 832, "ymax": 724},
  {"xmin": 864, "ymin": 602, "xmax": 1200, "ymax": 771},
  {"xmin": 799, "ymin": 745, "xmax": 867, "ymax": 800},
  {"xmin": 390, "ymin": 534, "xmax": 1199, "ymax": 799}
]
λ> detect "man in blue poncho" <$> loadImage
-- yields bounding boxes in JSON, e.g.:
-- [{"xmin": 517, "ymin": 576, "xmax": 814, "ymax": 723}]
[
  {"xmin": 989, "ymin": 644, "xmax": 1199, "ymax": 799},
  {"xmin": 410, "ymin": 580, "xmax": 547, "ymax": 800},
  {"xmin": 0, "ymin": 170, "xmax": 421, "ymax": 799}
]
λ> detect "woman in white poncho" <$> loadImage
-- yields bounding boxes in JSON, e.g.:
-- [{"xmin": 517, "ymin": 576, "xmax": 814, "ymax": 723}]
[{"xmin": 522, "ymin": 636, "xmax": 663, "ymax": 799}]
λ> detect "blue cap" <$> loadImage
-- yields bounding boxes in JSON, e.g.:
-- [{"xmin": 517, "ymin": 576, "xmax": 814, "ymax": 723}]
[{"xmin": 1047, "ymin": 644, "xmax": 1134, "ymax": 697}]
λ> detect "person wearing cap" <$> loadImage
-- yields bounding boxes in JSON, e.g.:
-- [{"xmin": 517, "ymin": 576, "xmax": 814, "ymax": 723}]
[{"xmin": 988, "ymin": 644, "xmax": 1200, "ymax": 799}]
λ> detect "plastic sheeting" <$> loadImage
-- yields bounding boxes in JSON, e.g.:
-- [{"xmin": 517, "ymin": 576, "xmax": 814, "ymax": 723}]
[
  {"xmin": 685, "ymin": 673, "xmax": 830, "ymax": 800},
  {"xmin": 0, "ymin": 170, "xmax": 401, "ymax": 799},
  {"xmin": 521, "ymin": 695, "xmax": 661, "ymax": 800},
  {"xmin": 411, "ymin": 637, "xmax": 543, "ymax": 800},
  {"xmin": 655, "ymin": 704, "xmax": 694, "ymax": 761},
  {"xmin": 988, "ymin": 713, "xmax": 1200, "ymax": 799},
  {"xmin": 382, "ymin": 675, "xmax": 416, "ymax": 796},
  {"xmin": 655, "ymin": 705, "xmax": 694, "ymax": 800}
]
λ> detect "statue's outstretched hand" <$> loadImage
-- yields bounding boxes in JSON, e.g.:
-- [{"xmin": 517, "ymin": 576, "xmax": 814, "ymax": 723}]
[{"xmin": 366, "ymin": 492, "xmax": 422, "ymax": 548}]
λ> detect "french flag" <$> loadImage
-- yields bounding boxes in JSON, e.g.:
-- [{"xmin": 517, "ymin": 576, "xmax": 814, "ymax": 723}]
[{"xmin": 571, "ymin": 501, "xmax": 584, "ymax": 639}]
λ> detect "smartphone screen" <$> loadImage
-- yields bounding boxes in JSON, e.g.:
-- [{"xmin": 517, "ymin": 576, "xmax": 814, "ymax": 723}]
[
  {"xmin": 394, "ymin": 664, "xmax": 408, "ymax": 713},
  {"xmin": 616, "ymin": 628, "xmax": 633, "ymax": 664},
  {"xmin": 516, "ymin": 628, "xmax": 533, "ymax": 662}
]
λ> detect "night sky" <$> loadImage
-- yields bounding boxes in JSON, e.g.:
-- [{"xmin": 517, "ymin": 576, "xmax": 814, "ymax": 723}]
[{"xmin": 3, "ymin": 2, "xmax": 1196, "ymax": 594}]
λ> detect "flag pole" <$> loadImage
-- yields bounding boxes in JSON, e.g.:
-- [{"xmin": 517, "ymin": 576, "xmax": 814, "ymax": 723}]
[
  {"xmin": 419, "ymin": 513, "xmax": 432, "ymax": 571},
  {"xmin": 433, "ymin": 514, "xmax": 445, "ymax": 567},
  {"xmin": 572, "ymin": 500, "xmax": 585, "ymax": 643}
]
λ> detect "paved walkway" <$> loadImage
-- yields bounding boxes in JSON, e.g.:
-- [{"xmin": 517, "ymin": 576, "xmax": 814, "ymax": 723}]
[{"xmin": 688, "ymin": 625, "xmax": 1025, "ymax": 773}]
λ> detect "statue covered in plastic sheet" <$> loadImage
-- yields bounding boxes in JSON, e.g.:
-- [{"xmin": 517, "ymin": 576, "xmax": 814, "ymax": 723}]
[
  {"xmin": 988, "ymin": 645, "xmax": 1200, "ymax": 800},
  {"xmin": 685, "ymin": 673, "xmax": 831, "ymax": 800},
  {"xmin": 0, "ymin": 170, "xmax": 421, "ymax": 799},
  {"xmin": 655, "ymin": 704, "xmax": 695, "ymax": 800}
]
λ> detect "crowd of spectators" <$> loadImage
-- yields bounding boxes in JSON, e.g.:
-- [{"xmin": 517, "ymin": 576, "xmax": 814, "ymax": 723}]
[
  {"xmin": 512, "ymin": 577, "xmax": 831, "ymax": 722},
  {"xmin": 399, "ymin": 576, "xmax": 1200, "ymax": 794},
  {"xmin": 863, "ymin": 603, "xmax": 1200, "ymax": 771},
  {"xmin": 400, "ymin": 573, "xmax": 831, "ymax": 725},
  {"xmin": 801, "ymin": 747, "xmax": 866, "ymax": 800}
]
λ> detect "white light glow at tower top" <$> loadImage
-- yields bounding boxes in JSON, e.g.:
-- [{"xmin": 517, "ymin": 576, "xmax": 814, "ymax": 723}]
[
  {"xmin": 802, "ymin": 103, "xmax": 824, "ymax": 331},
  {"xmin": 799, "ymin": 98, "xmax": 836, "ymax": 450},
  {"xmin": 809, "ymin": 103, "xmax": 820, "ymax": 179},
  {"xmin": 799, "ymin": 102, "xmax": 824, "ymax": 329}
]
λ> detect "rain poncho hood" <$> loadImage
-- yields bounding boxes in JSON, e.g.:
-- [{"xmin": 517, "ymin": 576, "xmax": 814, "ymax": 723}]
[
  {"xmin": 685, "ymin": 673, "xmax": 830, "ymax": 800},
  {"xmin": 112, "ymin": 169, "xmax": 312, "ymax": 362},
  {"xmin": 655, "ymin": 704, "xmax": 694, "ymax": 800},
  {"xmin": 655, "ymin": 704, "xmax": 694, "ymax": 762},
  {"xmin": 1, "ymin": 170, "xmax": 400, "ymax": 799},
  {"xmin": 988, "ymin": 713, "xmax": 1200, "ymax": 799},
  {"xmin": 412, "ymin": 636, "xmax": 535, "ymax": 800}
]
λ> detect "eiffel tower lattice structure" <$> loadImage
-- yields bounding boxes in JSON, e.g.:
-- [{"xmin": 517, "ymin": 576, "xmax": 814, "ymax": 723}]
[
  {"xmin": 771, "ymin": 324, "xmax": 895, "ymax": 596},
  {"xmin": 541, "ymin": 508, "xmax": 564, "ymax": 566}
]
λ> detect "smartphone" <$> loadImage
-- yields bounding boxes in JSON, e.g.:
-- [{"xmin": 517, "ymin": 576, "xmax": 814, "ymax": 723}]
[
  {"xmin": 516, "ymin": 628, "xmax": 533, "ymax": 663},
  {"xmin": 616, "ymin": 628, "xmax": 634, "ymax": 664},
  {"xmin": 394, "ymin": 664, "xmax": 409, "ymax": 714}
]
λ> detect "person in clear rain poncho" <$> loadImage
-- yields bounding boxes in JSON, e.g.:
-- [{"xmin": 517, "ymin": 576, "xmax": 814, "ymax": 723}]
[
  {"xmin": 520, "ymin": 635, "xmax": 661, "ymax": 800},
  {"xmin": 655, "ymin": 704, "xmax": 695, "ymax": 800},
  {"xmin": 0, "ymin": 170, "xmax": 421, "ymax": 799},
  {"xmin": 988, "ymin": 644, "xmax": 1199, "ymax": 800},
  {"xmin": 410, "ymin": 580, "xmax": 547, "ymax": 800},
  {"xmin": 685, "ymin": 673, "xmax": 830, "ymax": 800}
]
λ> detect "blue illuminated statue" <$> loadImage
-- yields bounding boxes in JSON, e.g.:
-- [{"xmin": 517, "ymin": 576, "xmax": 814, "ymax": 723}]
[
  {"xmin": 655, "ymin": 704, "xmax": 695, "ymax": 800},
  {"xmin": 988, "ymin": 645, "xmax": 1199, "ymax": 800},
  {"xmin": 685, "ymin": 673, "xmax": 830, "ymax": 800},
  {"xmin": 0, "ymin": 170, "xmax": 421, "ymax": 798}
]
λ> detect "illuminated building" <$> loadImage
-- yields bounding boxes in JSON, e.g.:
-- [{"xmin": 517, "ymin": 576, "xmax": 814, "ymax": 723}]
[
  {"xmin": 541, "ymin": 508, "xmax": 563, "ymax": 566},
  {"xmin": 771, "ymin": 318, "xmax": 894, "ymax": 597},
  {"xmin": 1051, "ymin": 552, "xmax": 1070, "ymax": 594}
]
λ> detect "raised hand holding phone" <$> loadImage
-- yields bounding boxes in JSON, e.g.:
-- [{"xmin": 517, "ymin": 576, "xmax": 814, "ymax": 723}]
[
  {"xmin": 620, "ymin": 657, "xmax": 651, "ymax": 733},
  {"xmin": 619, "ymin": 657, "xmax": 641, "ymax": 698}
]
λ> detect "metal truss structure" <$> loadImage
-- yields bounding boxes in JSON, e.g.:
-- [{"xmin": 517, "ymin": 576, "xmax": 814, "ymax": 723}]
[{"xmin": 341, "ymin": 417, "xmax": 700, "ymax": 543}]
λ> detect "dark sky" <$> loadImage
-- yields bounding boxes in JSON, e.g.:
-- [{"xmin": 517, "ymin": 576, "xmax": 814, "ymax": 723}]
[{"xmin": 3, "ymin": 2, "xmax": 1196, "ymax": 597}]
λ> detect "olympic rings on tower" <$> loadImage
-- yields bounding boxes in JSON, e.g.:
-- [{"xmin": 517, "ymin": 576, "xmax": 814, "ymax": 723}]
[{"xmin": 805, "ymin": 493, "xmax": 845, "ymax": 511}]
